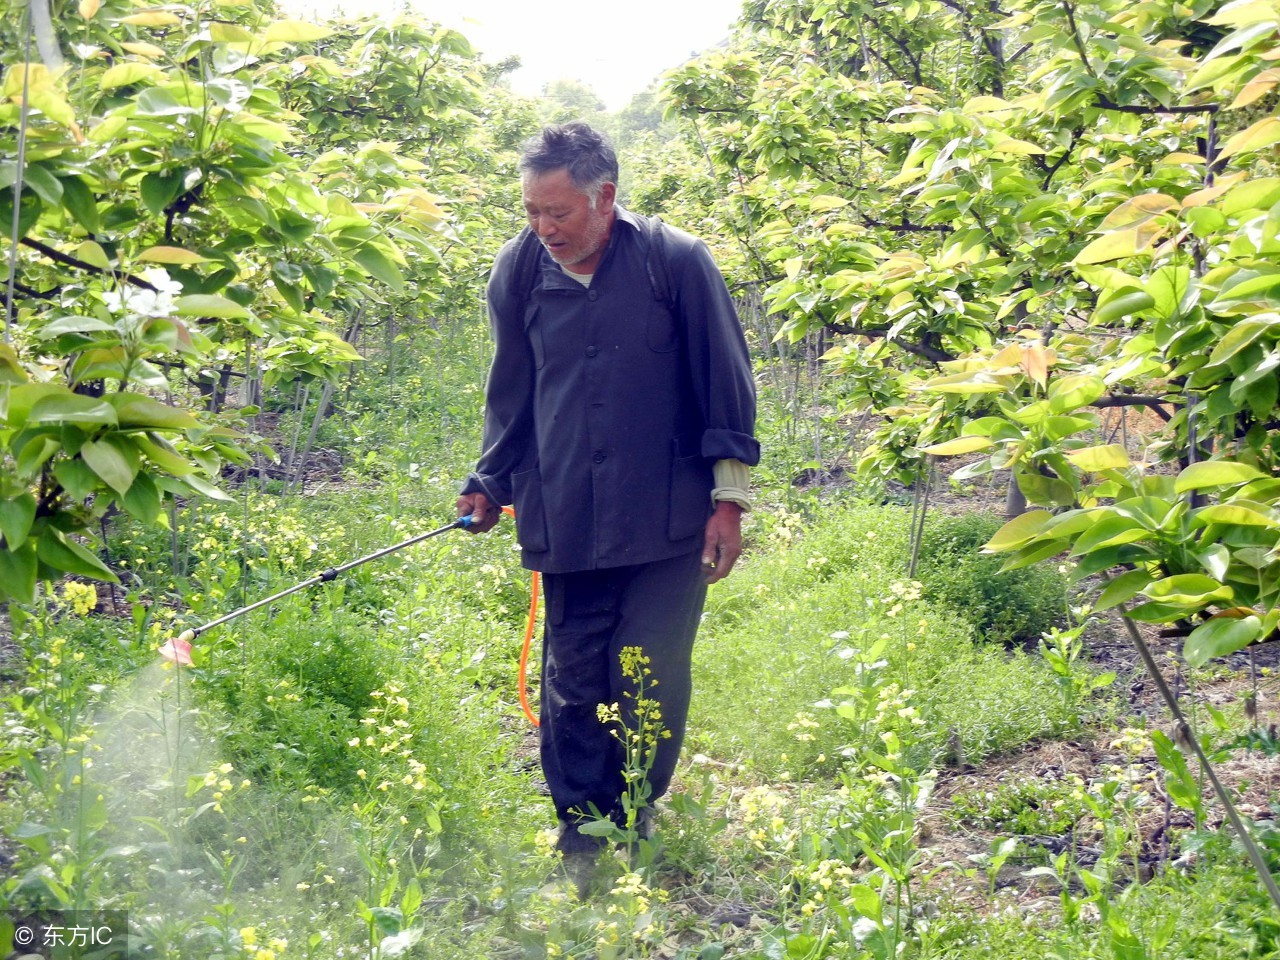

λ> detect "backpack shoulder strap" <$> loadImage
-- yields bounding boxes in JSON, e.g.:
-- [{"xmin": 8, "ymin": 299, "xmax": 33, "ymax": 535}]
[
  {"xmin": 510, "ymin": 225, "xmax": 544, "ymax": 309},
  {"xmin": 644, "ymin": 214, "xmax": 675, "ymax": 308}
]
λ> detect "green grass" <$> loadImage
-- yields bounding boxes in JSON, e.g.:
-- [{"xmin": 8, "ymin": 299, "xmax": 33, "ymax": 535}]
[{"xmin": 3, "ymin": 355, "xmax": 1278, "ymax": 959}]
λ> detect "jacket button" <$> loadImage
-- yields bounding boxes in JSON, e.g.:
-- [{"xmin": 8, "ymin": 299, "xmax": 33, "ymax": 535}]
[
  {"xmin": 588, "ymin": 290, "xmax": 599, "ymax": 301},
  {"xmin": 592, "ymin": 451, "xmax": 606, "ymax": 463},
  {"xmin": 586, "ymin": 345, "xmax": 598, "ymax": 357}
]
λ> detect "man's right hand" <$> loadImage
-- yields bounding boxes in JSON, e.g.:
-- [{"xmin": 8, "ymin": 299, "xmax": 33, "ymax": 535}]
[{"xmin": 456, "ymin": 491, "xmax": 503, "ymax": 533}]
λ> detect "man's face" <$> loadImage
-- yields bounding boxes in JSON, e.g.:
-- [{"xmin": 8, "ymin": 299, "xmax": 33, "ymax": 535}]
[{"xmin": 522, "ymin": 168, "xmax": 616, "ymax": 275}]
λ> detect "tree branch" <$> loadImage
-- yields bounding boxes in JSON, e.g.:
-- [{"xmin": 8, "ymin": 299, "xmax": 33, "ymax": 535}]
[
  {"xmin": 1061, "ymin": 2, "xmax": 1100, "ymax": 81},
  {"xmin": 1094, "ymin": 96, "xmax": 1220, "ymax": 116},
  {"xmin": 1092, "ymin": 395, "xmax": 1176, "ymax": 421},
  {"xmin": 11, "ymin": 279, "xmax": 59, "ymax": 300},
  {"xmin": 862, "ymin": 216, "xmax": 952, "ymax": 234},
  {"xmin": 20, "ymin": 238, "xmax": 159, "ymax": 291},
  {"xmin": 825, "ymin": 322, "xmax": 955, "ymax": 364}
]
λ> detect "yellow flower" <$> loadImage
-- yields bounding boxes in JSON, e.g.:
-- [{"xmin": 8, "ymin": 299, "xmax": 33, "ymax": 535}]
[{"xmin": 239, "ymin": 927, "xmax": 257, "ymax": 946}]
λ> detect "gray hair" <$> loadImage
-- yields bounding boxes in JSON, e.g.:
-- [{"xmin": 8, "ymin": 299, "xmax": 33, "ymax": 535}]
[{"xmin": 519, "ymin": 122, "xmax": 618, "ymax": 207}]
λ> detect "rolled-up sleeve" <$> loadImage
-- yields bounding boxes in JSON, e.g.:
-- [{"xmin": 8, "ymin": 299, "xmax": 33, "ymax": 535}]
[
  {"xmin": 679, "ymin": 240, "xmax": 760, "ymax": 466},
  {"xmin": 459, "ymin": 241, "xmax": 535, "ymax": 506}
]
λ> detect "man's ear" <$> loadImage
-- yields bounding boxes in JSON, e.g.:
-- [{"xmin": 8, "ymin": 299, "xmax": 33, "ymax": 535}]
[{"xmin": 598, "ymin": 181, "xmax": 617, "ymax": 213}]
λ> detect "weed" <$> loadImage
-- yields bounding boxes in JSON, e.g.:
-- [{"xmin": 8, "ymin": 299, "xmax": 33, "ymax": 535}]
[{"xmin": 916, "ymin": 511, "xmax": 1068, "ymax": 645}]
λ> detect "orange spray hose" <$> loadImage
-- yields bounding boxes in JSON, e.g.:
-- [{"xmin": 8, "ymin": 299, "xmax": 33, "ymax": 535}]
[{"xmin": 502, "ymin": 506, "xmax": 541, "ymax": 727}]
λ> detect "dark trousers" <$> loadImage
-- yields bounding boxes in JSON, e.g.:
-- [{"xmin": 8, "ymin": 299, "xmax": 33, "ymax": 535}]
[{"xmin": 539, "ymin": 548, "xmax": 707, "ymax": 823}]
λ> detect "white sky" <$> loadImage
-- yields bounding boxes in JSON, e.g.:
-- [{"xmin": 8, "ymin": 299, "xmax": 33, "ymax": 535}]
[{"xmin": 290, "ymin": 1, "xmax": 744, "ymax": 110}]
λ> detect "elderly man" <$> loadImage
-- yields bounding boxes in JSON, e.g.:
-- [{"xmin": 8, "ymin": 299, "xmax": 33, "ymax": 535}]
[{"xmin": 457, "ymin": 122, "xmax": 758, "ymax": 884}]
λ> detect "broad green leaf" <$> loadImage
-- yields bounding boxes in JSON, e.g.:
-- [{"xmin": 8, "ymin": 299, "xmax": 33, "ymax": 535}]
[
  {"xmin": 80, "ymin": 437, "xmax": 139, "ymax": 494},
  {"xmin": 998, "ymin": 538, "xmax": 1067, "ymax": 571},
  {"xmin": 53, "ymin": 458, "xmax": 97, "ymax": 500},
  {"xmin": 0, "ymin": 543, "xmax": 37, "ymax": 603},
  {"xmin": 1126, "ymin": 600, "xmax": 1198, "ymax": 623},
  {"xmin": 919, "ymin": 435, "xmax": 993, "ymax": 456},
  {"xmin": 121, "ymin": 472, "xmax": 162, "ymax": 524},
  {"xmin": 984, "ymin": 509, "xmax": 1054, "ymax": 552},
  {"xmin": 140, "ymin": 172, "xmax": 183, "ymax": 216},
  {"xmin": 25, "ymin": 393, "xmax": 118, "ymax": 426},
  {"xmin": 1044, "ymin": 415, "xmax": 1097, "ymax": 441},
  {"xmin": 1194, "ymin": 503, "xmax": 1277, "ymax": 527},
  {"xmin": 35, "ymin": 314, "xmax": 115, "ymax": 338},
  {"xmin": 133, "ymin": 434, "xmax": 195, "ymax": 475},
  {"xmin": 1048, "ymin": 374, "xmax": 1105, "ymax": 413},
  {"xmin": 1196, "ymin": 543, "xmax": 1231, "ymax": 581},
  {"xmin": 1093, "ymin": 289, "xmax": 1155, "ymax": 325},
  {"xmin": 1144, "ymin": 574, "xmax": 1233, "ymax": 604},
  {"xmin": 1070, "ymin": 515, "xmax": 1148, "ymax": 556},
  {"xmin": 348, "ymin": 245, "xmax": 405, "ymax": 292},
  {"xmin": 1096, "ymin": 569, "xmax": 1154, "ymax": 611},
  {"xmin": 106, "ymin": 394, "xmax": 199, "ymax": 430},
  {"xmin": 36, "ymin": 529, "xmax": 119, "ymax": 583},
  {"xmin": 1175, "ymin": 460, "xmax": 1268, "ymax": 492},
  {"xmin": 1222, "ymin": 178, "xmax": 1280, "ymax": 217},
  {"xmin": 1183, "ymin": 615, "xmax": 1262, "ymax": 668},
  {"xmin": 0, "ymin": 343, "xmax": 27, "ymax": 385},
  {"xmin": 61, "ymin": 177, "xmax": 100, "ymax": 234},
  {"xmin": 0, "ymin": 493, "xmax": 37, "ymax": 550},
  {"xmin": 174, "ymin": 294, "xmax": 251, "ymax": 319},
  {"xmin": 1151, "ymin": 730, "xmax": 1200, "ymax": 812},
  {"xmin": 1016, "ymin": 470, "xmax": 1076, "ymax": 507},
  {"xmin": 1207, "ymin": 317, "xmax": 1279, "ymax": 365},
  {"xmin": 1065, "ymin": 444, "xmax": 1131, "ymax": 472},
  {"xmin": 19, "ymin": 164, "xmax": 63, "ymax": 205}
]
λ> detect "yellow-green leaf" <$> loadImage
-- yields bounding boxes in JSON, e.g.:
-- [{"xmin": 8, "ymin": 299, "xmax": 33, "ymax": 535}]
[
  {"xmin": 1065, "ymin": 444, "xmax": 1131, "ymax": 472},
  {"xmin": 100, "ymin": 62, "xmax": 165, "ymax": 91},
  {"xmin": 263, "ymin": 19, "xmax": 334, "ymax": 43},
  {"xmin": 808, "ymin": 195, "xmax": 850, "ymax": 212},
  {"xmin": 1219, "ymin": 117, "xmax": 1280, "ymax": 159},
  {"xmin": 120, "ymin": 41, "xmax": 166, "ymax": 58},
  {"xmin": 210, "ymin": 22, "xmax": 255, "ymax": 43},
  {"xmin": 919, "ymin": 435, "xmax": 995, "ymax": 456},
  {"xmin": 990, "ymin": 137, "xmax": 1046, "ymax": 156},
  {"xmin": 963, "ymin": 95, "xmax": 1017, "ymax": 113},
  {"xmin": 137, "ymin": 245, "xmax": 208, "ymax": 265},
  {"xmin": 120, "ymin": 10, "xmax": 182, "ymax": 26},
  {"xmin": 75, "ymin": 241, "xmax": 111, "ymax": 270},
  {"xmin": 1074, "ymin": 227, "xmax": 1149, "ymax": 265}
]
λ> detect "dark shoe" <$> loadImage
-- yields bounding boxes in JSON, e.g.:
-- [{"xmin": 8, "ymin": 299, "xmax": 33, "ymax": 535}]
[{"xmin": 555, "ymin": 820, "xmax": 605, "ymax": 898}]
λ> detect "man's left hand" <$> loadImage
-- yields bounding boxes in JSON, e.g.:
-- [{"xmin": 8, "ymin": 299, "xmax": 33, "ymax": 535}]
[{"xmin": 702, "ymin": 501, "xmax": 744, "ymax": 584}]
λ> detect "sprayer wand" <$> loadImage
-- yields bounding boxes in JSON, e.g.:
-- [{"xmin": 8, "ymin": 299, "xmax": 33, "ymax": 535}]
[{"xmin": 172, "ymin": 515, "xmax": 475, "ymax": 646}]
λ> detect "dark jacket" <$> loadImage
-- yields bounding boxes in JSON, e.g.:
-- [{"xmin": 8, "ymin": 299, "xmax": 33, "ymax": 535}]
[{"xmin": 461, "ymin": 206, "xmax": 759, "ymax": 573}]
